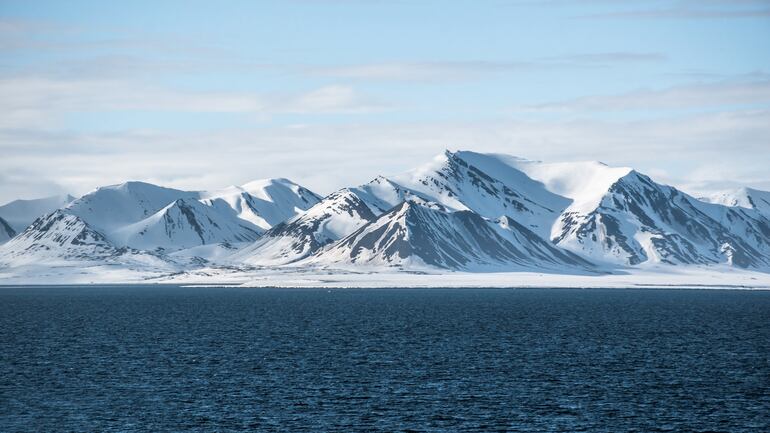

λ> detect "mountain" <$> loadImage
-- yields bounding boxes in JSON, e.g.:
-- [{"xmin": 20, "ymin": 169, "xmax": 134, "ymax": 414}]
[
  {"xmin": 233, "ymin": 150, "xmax": 770, "ymax": 272},
  {"xmin": 233, "ymin": 188, "xmax": 378, "ymax": 265},
  {"xmin": 310, "ymin": 200, "xmax": 592, "ymax": 272},
  {"xmin": 386, "ymin": 151, "xmax": 770, "ymax": 269},
  {"xmin": 66, "ymin": 182, "xmax": 198, "ymax": 233},
  {"xmin": 0, "ymin": 179, "xmax": 321, "ymax": 266},
  {"xmin": 0, "ymin": 216, "xmax": 15, "ymax": 243},
  {"xmin": 573, "ymin": 172, "xmax": 769, "ymax": 267},
  {"xmin": 64, "ymin": 179, "xmax": 320, "ymax": 236},
  {"xmin": 232, "ymin": 178, "xmax": 457, "ymax": 266},
  {"xmin": 233, "ymin": 151, "xmax": 579, "ymax": 266},
  {"xmin": 62, "ymin": 179, "xmax": 319, "ymax": 251},
  {"xmin": 2, "ymin": 150, "xmax": 769, "ymax": 277},
  {"xmin": 379, "ymin": 151, "xmax": 570, "ymax": 239},
  {"xmin": 111, "ymin": 198, "xmax": 262, "ymax": 251},
  {"xmin": 501, "ymin": 159, "xmax": 770, "ymax": 268},
  {"xmin": 0, "ymin": 210, "xmax": 165, "ymax": 268},
  {"xmin": 0, "ymin": 194, "xmax": 75, "ymax": 233},
  {"xmin": 198, "ymin": 178, "xmax": 322, "ymax": 232},
  {"xmin": 702, "ymin": 187, "xmax": 770, "ymax": 218}
]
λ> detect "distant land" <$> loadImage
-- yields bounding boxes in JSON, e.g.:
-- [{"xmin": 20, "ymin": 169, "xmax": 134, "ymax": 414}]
[{"xmin": 2, "ymin": 150, "xmax": 770, "ymax": 288}]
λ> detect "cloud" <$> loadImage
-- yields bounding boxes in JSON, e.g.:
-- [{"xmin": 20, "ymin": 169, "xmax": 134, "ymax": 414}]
[
  {"xmin": 282, "ymin": 85, "xmax": 385, "ymax": 114},
  {"xmin": 0, "ymin": 76, "xmax": 385, "ymax": 128},
  {"xmin": 0, "ymin": 16, "xmax": 670, "ymax": 87},
  {"xmin": 310, "ymin": 53, "xmax": 666, "ymax": 81},
  {"xmin": 554, "ymin": 52, "xmax": 668, "ymax": 64},
  {"xmin": 1, "ymin": 108, "xmax": 768, "ymax": 203},
  {"xmin": 311, "ymin": 61, "xmax": 535, "ymax": 81},
  {"xmin": 514, "ymin": 78, "xmax": 770, "ymax": 113},
  {"xmin": 0, "ymin": 170, "xmax": 69, "ymax": 204},
  {"xmin": 576, "ymin": 0, "xmax": 770, "ymax": 19}
]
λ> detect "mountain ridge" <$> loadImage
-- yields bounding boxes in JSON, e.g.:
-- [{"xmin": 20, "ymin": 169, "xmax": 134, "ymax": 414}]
[
  {"xmin": 2, "ymin": 151, "xmax": 769, "ymax": 277},
  {"xmin": 0, "ymin": 194, "xmax": 76, "ymax": 234}
]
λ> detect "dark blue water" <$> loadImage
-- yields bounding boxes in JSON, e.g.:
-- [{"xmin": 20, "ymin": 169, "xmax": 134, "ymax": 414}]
[{"xmin": 1, "ymin": 286, "xmax": 769, "ymax": 432}]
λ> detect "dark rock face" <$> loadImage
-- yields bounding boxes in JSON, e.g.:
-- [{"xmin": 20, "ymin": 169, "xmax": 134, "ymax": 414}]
[
  {"xmin": 2, "ymin": 210, "xmax": 121, "ymax": 261},
  {"xmin": 324, "ymin": 201, "xmax": 594, "ymax": 272},
  {"xmin": 238, "ymin": 189, "xmax": 380, "ymax": 264},
  {"xmin": 269, "ymin": 190, "xmax": 377, "ymax": 251},
  {"xmin": 159, "ymin": 199, "xmax": 261, "ymax": 247},
  {"xmin": 0, "ymin": 216, "xmax": 16, "ymax": 242},
  {"xmin": 439, "ymin": 151, "xmax": 562, "ymax": 217},
  {"xmin": 555, "ymin": 171, "xmax": 770, "ymax": 268}
]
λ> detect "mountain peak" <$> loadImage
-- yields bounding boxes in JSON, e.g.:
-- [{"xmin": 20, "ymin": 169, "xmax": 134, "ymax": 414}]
[
  {"xmin": 701, "ymin": 186, "xmax": 770, "ymax": 217},
  {"xmin": 239, "ymin": 178, "xmax": 321, "ymax": 204},
  {"xmin": 110, "ymin": 180, "xmax": 168, "ymax": 192},
  {"xmin": 241, "ymin": 177, "xmax": 296, "ymax": 190},
  {"xmin": 0, "ymin": 193, "xmax": 77, "ymax": 233}
]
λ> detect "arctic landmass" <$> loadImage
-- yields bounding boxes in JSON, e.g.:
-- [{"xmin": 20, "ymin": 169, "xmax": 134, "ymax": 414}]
[{"xmin": 2, "ymin": 150, "xmax": 770, "ymax": 288}]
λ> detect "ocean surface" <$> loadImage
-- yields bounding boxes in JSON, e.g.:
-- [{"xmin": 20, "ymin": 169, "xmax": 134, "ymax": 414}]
[{"xmin": 1, "ymin": 286, "xmax": 769, "ymax": 432}]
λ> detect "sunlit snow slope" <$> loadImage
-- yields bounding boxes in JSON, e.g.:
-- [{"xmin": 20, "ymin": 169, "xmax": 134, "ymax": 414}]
[{"xmin": 2, "ymin": 150, "xmax": 769, "ymax": 276}]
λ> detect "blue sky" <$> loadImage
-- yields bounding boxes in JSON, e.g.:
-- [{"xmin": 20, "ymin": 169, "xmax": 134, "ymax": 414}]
[{"xmin": 1, "ymin": 0, "xmax": 769, "ymax": 202}]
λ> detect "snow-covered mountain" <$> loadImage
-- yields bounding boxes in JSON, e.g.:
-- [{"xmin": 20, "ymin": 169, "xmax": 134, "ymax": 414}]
[
  {"xmin": 701, "ymin": 187, "xmax": 770, "ymax": 219},
  {"xmin": 230, "ymin": 164, "xmax": 515, "ymax": 267},
  {"xmin": 233, "ymin": 151, "xmax": 579, "ymax": 267},
  {"xmin": 63, "ymin": 179, "xmax": 320, "ymax": 251},
  {"xmin": 2, "ymin": 150, "xmax": 769, "ymax": 278},
  {"xmin": 547, "ymin": 170, "xmax": 770, "ymax": 267},
  {"xmin": 66, "ymin": 182, "xmax": 198, "ymax": 233},
  {"xmin": 310, "ymin": 200, "xmax": 592, "ymax": 272},
  {"xmin": 232, "ymin": 150, "xmax": 770, "ymax": 272},
  {"xmin": 452, "ymin": 152, "xmax": 770, "ymax": 269},
  {"xmin": 233, "ymin": 188, "xmax": 379, "ymax": 265},
  {"xmin": 0, "ymin": 194, "xmax": 75, "ymax": 233},
  {"xmin": 0, "ymin": 210, "xmax": 170, "ymax": 270},
  {"xmin": 3, "ymin": 210, "xmax": 120, "ymax": 265},
  {"xmin": 380, "ymin": 151, "xmax": 570, "ymax": 239},
  {"xmin": 0, "ymin": 179, "xmax": 321, "ymax": 266},
  {"xmin": 111, "ymin": 198, "xmax": 262, "ymax": 251},
  {"xmin": 198, "ymin": 178, "xmax": 322, "ymax": 231}
]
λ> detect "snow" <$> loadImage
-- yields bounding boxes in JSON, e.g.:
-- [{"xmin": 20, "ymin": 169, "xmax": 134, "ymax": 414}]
[
  {"xmin": 310, "ymin": 200, "xmax": 594, "ymax": 272},
  {"xmin": 501, "ymin": 157, "xmax": 632, "ymax": 214},
  {"xmin": 225, "ymin": 266, "xmax": 770, "ymax": 290},
  {"xmin": 200, "ymin": 178, "xmax": 321, "ymax": 231},
  {"xmin": 0, "ymin": 194, "xmax": 75, "ymax": 233},
  {"xmin": 2, "ymin": 262, "xmax": 769, "ymax": 290},
  {"xmin": 231, "ymin": 188, "xmax": 378, "ymax": 266},
  {"xmin": 41, "ymin": 178, "xmax": 320, "ymax": 252},
  {"xmin": 111, "ymin": 198, "xmax": 260, "ymax": 251},
  {"xmin": 1, "ymin": 150, "xmax": 769, "ymax": 285},
  {"xmin": 169, "ymin": 242, "xmax": 250, "ymax": 263},
  {"xmin": 701, "ymin": 187, "xmax": 770, "ymax": 218},
  {"xmin": 66, "ymin": 181, "xmax": 196, "ymax": 232}
]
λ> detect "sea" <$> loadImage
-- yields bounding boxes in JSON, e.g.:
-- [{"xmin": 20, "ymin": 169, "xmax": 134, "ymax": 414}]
[{"xmin": 1, "ymin": 286, "xmax": 768, "ymax": 432}]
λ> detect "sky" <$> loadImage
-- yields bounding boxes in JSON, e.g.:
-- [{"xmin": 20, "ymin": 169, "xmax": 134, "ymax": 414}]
[{"xmin": 1, "ymin": 0, "xmax": 769, "ymax": 203}]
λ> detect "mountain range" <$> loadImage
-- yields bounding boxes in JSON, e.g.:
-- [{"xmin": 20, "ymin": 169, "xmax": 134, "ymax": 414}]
[{"xmin": 1, "ymin": 150, "xmax": 769, "ymax": 279}]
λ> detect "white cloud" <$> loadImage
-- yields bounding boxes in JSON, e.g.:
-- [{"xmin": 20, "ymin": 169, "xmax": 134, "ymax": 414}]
[
  {"xmin": 311, "ymin": 61, "xmax": 532, "ymax": 81},
  {"xmin": 310, "ymin": 53, "xmax": 666, "ymax": 81},
  {"xmin": 1, "ymin": 108, "xmax": 768, "ymax": 204},
  {"xmin": 514, "ymin": 78, "xmax": 770, "ymax": 113},
  {"xmin": 282, "ymin": 85, "xmax": 385, "ymax": 114},
  {"xmin": 0, "ymin": 77, "xmax": 384, "ymax": 128}
]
